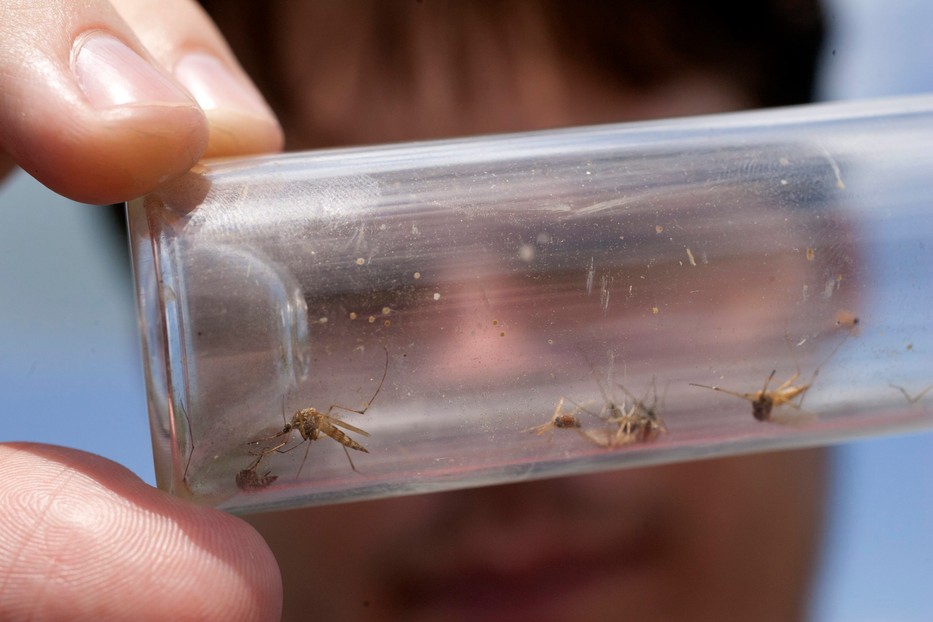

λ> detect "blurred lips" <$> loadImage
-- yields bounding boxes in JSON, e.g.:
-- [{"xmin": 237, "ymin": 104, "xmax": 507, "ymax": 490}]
[
  {"xmin": 378, "ymin": 494, "xmax": 667, "ymax": 622},
  {"xmin": 390, "ymin": 546, "xmax": 655, "ymax": 622}
]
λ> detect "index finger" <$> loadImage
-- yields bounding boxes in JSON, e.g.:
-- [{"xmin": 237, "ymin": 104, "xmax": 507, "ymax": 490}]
[{"xmin": 0, "ymin": 0, "xmax": 281, "ymax": 205}]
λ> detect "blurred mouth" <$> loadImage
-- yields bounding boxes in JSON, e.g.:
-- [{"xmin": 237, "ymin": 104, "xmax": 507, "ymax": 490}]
[{"xmin": 383, "ymin": 515, "xmax": 663, "ymax": 622}]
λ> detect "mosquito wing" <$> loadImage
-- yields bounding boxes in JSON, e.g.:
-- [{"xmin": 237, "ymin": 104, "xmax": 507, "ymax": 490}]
[{"xmin": 327, "ymin": 416, "xmax": 372, "ymax": 437}]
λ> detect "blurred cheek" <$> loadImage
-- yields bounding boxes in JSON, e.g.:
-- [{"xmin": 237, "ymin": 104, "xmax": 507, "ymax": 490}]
[
  {"xmin": 648, "ymin": 450, "xmax": 828, "ymax": 618},
  {"xmin": 244, "ymin": 494, "xmax": 437, "ymax": 613}
]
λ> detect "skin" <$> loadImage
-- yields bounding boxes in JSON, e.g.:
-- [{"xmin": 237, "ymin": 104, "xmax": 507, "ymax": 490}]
[
  {"xmin": 0, "ymin": 0, "xmax": 282, "ymax": 204},
  {"xmin": 0, "ymin": 1, "xmax": 828, "ymax": 621},
  {"xmin": 1, "ymin": 1, "xmax": 283, "ymax": 619},
  {"xmin": 249, "ymin": 452, "xmax": 827, "ymax": 622}
]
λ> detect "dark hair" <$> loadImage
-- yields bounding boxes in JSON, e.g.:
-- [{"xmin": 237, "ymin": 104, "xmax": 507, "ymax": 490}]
[
  {"xmin": 201, "ymin": 1, "xmax": 824, "ymax": 145},
  {"xmin": 544, "ymin": 1, "xmax": 824, "ymax": 107}
]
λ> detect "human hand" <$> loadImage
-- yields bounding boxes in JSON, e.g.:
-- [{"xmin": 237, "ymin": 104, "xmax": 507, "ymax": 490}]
[
  {"xmin": 0, "ymin": 0, "xmax": 282, "ymax": 205},
  {"xmin": 0, "ymin": 443, "xmax": 282, "ymax": 621},
  {"xmin": 1, "ymin": 2, "xmax": 284, "ymax": 617}
]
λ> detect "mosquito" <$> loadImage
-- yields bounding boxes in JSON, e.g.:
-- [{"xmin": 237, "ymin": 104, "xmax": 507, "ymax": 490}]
[
  {"xmin": 689, "ymin": 332, "xmax": 849, "ymax": 423},
  {"xmin": 606, "ymin": 378, "xmax": 667, "ymax": 445},
  {"xmin": 247, "ymin": 346, "xmax": 389, "ymax": 477},
  {"xmin": 235, "ymin": 452, "xmax": 278, "ymax": 491},
  {"xmin": 580, "ymin": 379, "xmax": 667, "ymax": 448},
  {"xmin": 575, "ymin": 348, "xmax": 667, "ymax": 448},
  {"xmin": 524, "ymin": 396, "xmax": 585, "ymax": 440},
  {"xmin": 833, "ymin": 309, "xmax": 860, "ymax": 333},
  {"xmin": 890, "ymin": 383, "xmax": 932, "ymax": 405}
]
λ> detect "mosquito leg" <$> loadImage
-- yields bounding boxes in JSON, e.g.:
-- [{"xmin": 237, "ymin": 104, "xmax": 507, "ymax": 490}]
[
  {"xmin": 325, "ymin": 345, "xmax": 391, "ymax": 417},
  {"xmin": 295, "ymin": 440, "xmax": 313, "ymax": 478},
  {"xmin": 688, "ymin": 383, "xmax": 754, "ymax": 401},
  {"xmin": 891, "ymin": 383, "xmax": 933, "ymax": 404},
  {"xmin": 760, "ymin": 369, "xmax": 777, "ymax": 395},
  {"xmin": 342, "ymin": 446, "xmax": 359, "ymax": 472}
]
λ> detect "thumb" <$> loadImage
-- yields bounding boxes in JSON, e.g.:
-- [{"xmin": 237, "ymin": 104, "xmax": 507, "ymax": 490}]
[{"xmin": 0, "ymin": 442, "xmax": 282, "ymax": 622}]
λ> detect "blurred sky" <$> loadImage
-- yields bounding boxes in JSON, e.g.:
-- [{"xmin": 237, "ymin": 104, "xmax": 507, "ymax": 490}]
[
  {"xmin": 1, "ymin": 2, "xmax": 931, "ymax": 620},
  {"xmin": 812, "ymin": 2, "xmax": 933, "ymax": 621}
]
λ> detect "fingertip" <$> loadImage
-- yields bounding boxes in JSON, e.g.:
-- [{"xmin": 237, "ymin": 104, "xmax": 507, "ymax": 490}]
[
  {"xmin": 2, "ymin": 24, "xmax": 211, "ymax": 204},
  {"xmin": 2, "ymin": 2, "xmax": 283, "ymax": 204},
  {"xmin": 201, "ymin": 107, "xmax": 285, "ymax": 158},
  {"xmin": 19, "ymin": 103, "xmax": 210, "ymax": 205},
  {"xmin": 0, "ymin": 443, "xmax": 282, "ymax": 622},
  {"xmin": 173, "ymin": 51, "xmax": 284, "ymax": 156},
  {"xmin": 42, "ymin": 29, "xmax": 211, "ymax": 203},
  {"xmin": 109, "ymin": 0, "xmax": 284, "ymax": 158}
]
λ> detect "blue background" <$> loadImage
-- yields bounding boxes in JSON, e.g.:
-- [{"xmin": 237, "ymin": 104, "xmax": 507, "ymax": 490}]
[{"xmin": 1, "ymin": 1, "xmax": 931, "ymax": 619}]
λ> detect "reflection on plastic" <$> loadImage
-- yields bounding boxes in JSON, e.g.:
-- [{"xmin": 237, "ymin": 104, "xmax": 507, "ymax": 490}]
[{"xmin": 127, "ymin": 95, "xmax": 933, "ymax": 514}]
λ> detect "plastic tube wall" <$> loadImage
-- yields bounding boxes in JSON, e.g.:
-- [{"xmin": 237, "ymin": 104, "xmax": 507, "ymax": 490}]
[{"xmin": 128, "ymin": 95, "xmax": 933, "ymax": 514}]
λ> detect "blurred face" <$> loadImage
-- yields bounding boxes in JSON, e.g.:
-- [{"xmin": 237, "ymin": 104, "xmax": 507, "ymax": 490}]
[
  {"xmin": 237, "ymin": 7, "xmax": 827, "ymax": 621},
  {"xmin": 247, "ymin": 451, "xmax": 826, "ymax": 622}
]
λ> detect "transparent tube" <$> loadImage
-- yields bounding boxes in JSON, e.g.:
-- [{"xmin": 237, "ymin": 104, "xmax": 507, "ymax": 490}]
[{"xmin": 128, "ymin": 95, "xmax": 933, "ymax": 515}]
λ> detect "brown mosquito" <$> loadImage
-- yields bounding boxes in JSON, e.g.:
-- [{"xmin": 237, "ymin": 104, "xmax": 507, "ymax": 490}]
[
  {"xmin": 245, "ymin": 346, "xmax": 389, "ymax": 478},
  {"xmin": 690, "ymin": 332, "xmax": 849, "ymax": 423},
  {"xmin": 580, "ymin": 378, "xmax": 667, "ymax": 448},
  {"xmin": 524, "ymin": 396, "xmax": 585, "ymax": 440},
  {"xmin": 574, "ymin": 348, "xmax": 666, "ymax": 448},
  {"xmin": 235, "ymin": 452, "xmax": 278, "ymax": 492},
  {"xmin": 605, "ymin": 378, "xmax": 667, "ymax": 445},
  {"xmin": 833, "ymin": 309, "xmax": 860, "ymax": 333}
]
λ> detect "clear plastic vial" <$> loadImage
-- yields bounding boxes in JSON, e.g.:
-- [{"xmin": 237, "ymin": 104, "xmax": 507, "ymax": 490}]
[{"xmin": 128, "ymin": 95, "xmax": 933, "ymax": 514}]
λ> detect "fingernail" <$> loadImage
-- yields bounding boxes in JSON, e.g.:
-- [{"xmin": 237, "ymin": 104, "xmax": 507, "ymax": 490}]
[
  {"xmin": 174, "ymin": 53, "xmax": 274, "ymax": 119},
  {"xmin": 73, "ymin": 32, "xmax": 196, "ymax": 109}
]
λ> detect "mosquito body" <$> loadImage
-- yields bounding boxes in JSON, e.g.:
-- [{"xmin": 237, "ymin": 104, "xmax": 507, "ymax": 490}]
[
  {"xmin": 690, "ymin": 368, "xmax": 811, "ymax": 422},
  {"xmin": 524, "ymin": 396, "xmax": 585, "ymax": 440},
  {"xmin": 690, "ymin": 332, "xmax": 850, "ymax": 423},
  {"xmin": 241, "ymin": 346, "xmax": 388, "ymax": 482},
  {"xmin": 584, "ymin": 378, "xmax": 666, "ymax": 447},
  {"xmin": 257, "ymin": 406, "xmax": 372, "ymax": 473},
  {"xmin": 235, "ymin": 452, "xmax": 278, "ymax": 491},
  {"xmin": 575, "ymin": 348, "xmax": 667, "ymax": 448},
  {"xmin": 607, "ymin": 379, "xmax": 667, "ymax": 444}
]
